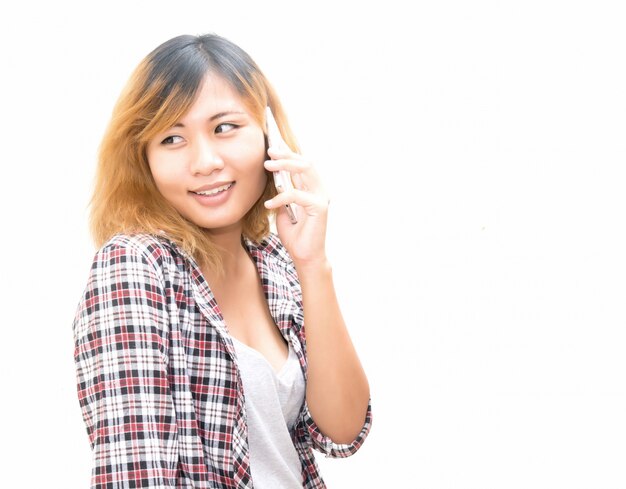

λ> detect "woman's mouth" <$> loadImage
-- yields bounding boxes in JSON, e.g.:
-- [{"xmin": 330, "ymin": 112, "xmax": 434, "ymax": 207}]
[
  {"xmin": 191, "ymin": 182, "xmax": 234, "ymax": 196},
  {"xmin": 189, "ymin": 182, "xmax": 235, "ymax": 206}
]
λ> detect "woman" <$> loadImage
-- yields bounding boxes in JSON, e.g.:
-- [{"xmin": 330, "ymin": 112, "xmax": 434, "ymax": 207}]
[{"xmin": 73, "ymin": 33, "xmax": 371, "ymax": 489}]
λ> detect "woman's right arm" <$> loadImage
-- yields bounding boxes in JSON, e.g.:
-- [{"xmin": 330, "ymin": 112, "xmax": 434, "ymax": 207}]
[{"xmin": 73, "ymin": 240, "xmax": 178, "ymax": 488}]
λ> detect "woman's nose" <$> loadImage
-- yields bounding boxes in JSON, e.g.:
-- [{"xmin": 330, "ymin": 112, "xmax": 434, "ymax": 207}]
[{"xmin": 190, "ymin": 137, "xmax": 224, "ymax": 175}]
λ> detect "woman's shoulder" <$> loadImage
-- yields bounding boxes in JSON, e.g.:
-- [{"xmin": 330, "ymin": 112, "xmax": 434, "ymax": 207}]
[
  {"xmin": 93, "ymin": 233, "xmax": 189, "ymax": 275},
  {"xmin": 100, "ymin": 233, "xmax": 182, "ymax": 258}
]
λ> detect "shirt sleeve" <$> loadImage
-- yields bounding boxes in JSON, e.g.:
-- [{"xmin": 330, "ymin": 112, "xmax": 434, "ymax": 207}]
[
  {"xmin": 300, "ymin": 398, "xmax": 373, "ymax": 458},
  {"xmin": 73, "ymin": 240, "xmax": 178, "ymax": 488}
]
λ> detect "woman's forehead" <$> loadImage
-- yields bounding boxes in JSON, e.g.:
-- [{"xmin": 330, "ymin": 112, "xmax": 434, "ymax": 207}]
[{"xmin": 180, "ymin": 74, "xmax": 251, "ymax": 121}]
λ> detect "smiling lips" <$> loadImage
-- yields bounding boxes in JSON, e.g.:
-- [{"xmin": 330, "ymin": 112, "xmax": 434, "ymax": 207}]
[
  {"xmin": 191, "ymin": 182, "xmax": 234, "ymax": 196},
  {"xmin": 189, "ymin": 181, "xmax": 235, "ymax": 206}
]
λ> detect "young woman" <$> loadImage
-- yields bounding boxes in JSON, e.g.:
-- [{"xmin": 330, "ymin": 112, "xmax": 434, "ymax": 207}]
[{"xmin": 73, "ymin": 33, "xmax": 371, "ymax": 489}]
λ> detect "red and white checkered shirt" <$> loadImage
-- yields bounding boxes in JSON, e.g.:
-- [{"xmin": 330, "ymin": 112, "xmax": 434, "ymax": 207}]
[{"xmin": 73, "ymin": 233, "xmax": 371, "ymax": 488}]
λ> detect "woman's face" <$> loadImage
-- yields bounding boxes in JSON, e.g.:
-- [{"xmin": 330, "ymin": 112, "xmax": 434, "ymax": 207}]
[{"xmin": 146, "ymin": 74, "xmax": 268, "ymax": 234}]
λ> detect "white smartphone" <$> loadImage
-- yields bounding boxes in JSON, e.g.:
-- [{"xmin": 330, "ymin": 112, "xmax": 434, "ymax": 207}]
[{"xmin": 265, "ymin": 106, "xmax": 298, "ymax": 224}]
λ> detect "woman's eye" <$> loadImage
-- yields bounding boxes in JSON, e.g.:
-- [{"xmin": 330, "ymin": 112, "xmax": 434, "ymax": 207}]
[
  {"xmin": 215, "ymin": 123, "xmax": 238, "ymax": 134},
  {"xmin": 161, "ymin": 135, "xmax": 184, "ymax": 145}
]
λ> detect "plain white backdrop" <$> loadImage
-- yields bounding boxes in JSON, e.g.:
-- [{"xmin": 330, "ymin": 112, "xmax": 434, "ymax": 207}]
[{"xmin": 1, "ymin": 1, "xmax": 625, "ymax": 487}]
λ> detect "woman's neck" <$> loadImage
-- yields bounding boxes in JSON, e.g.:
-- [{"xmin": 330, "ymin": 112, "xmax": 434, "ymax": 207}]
[{"xmin": 203, "ymin": 226, "xmax": 252, "ymax": 283}]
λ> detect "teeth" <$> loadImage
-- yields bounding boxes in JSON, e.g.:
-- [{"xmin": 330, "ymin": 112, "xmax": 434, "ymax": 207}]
[{"xmin": 194, "ymin": 183, "xmax": 232, "ymax": 196}]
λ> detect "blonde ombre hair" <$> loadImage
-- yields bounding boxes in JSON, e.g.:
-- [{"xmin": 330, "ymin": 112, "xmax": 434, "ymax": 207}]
[{"xmin": 90, "ymin": 34, "xmax": 299, "ymax": 270}]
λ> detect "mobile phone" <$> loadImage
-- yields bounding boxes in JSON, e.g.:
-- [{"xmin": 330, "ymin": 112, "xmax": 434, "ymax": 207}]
[{"xmin": 265, "ymin": 106, "xmax": 298, "ymax": 224}]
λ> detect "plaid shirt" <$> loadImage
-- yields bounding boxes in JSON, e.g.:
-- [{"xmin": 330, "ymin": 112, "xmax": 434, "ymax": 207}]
[{"xmin": 74, "ymin": 233, "xmax": 371, "ymax": 488}]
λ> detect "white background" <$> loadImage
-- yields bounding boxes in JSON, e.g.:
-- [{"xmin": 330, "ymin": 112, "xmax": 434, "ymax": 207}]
[{"xmin": 0, "ymin": 1, "xmax": 625, "ymax": 487}]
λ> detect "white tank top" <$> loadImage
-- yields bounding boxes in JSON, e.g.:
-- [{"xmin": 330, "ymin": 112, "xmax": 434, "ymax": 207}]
[{"xmin": 231, "ymin": 336, "xmax": 306, "ymax": 488}]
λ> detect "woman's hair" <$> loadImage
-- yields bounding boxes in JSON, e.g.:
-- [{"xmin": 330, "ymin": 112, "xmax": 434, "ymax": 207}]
[{"xmin": 90, "ymin": 33, "xmax": 298, "ymax": 269}]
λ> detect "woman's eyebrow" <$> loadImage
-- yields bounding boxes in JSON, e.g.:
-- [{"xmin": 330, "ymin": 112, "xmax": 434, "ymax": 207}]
[
  {"xmin": 172, "ymin": 111, "xmax": 247, "ymax": 128},
  {"xmin": 209, "ymin": 110, "xmax": 246, "ymax": 121}
]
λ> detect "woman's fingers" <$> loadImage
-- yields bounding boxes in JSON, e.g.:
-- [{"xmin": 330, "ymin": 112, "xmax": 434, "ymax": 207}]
[
  {"xmin": 264, "ymin": 157, "xmax": 312, "ymax": 175},
  {"xmin": 266, "ymin": 147, "xmax": 317, "ymax": 174},
  {"xmin": 265, "ymin": 147, "xmax": 329, "ymax": 213},
  {"xmin": 264, "ymin": 157, "xmax": 322, "ymax": 192},
  {"xmin": 267, "ymin": 146, "xmax": 299, "ymax": 160},
  {"xmin": 264, "ymin": 187, "xmax": 328, "ymax": 213}
]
